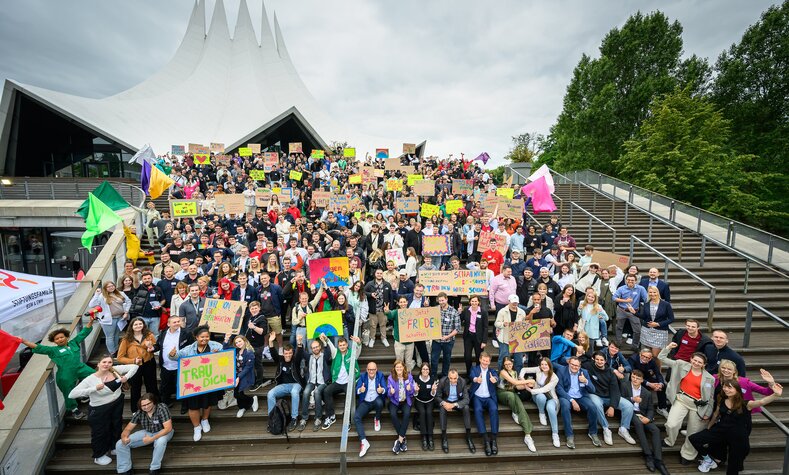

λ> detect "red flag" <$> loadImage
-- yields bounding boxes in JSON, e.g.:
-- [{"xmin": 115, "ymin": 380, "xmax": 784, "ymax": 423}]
[{"xmin": 0, "ymin": 330, "xmax": 22, "ymax": 410}]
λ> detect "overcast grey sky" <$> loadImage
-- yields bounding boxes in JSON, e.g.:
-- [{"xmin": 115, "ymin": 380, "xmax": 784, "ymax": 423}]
[{"xmin": 0, "ymin": 0, "xmax": 778, "ymax": 166}]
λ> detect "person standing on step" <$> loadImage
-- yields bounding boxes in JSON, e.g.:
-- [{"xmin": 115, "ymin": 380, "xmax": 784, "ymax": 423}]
[
  {"xmin": 267, "ymin": 331, "xmax": 305, "ymax": 433},
  {"xmin": 223, "ymin": 334, "xmax": 258, "ymax": 419},
  {"xmin": 130, "ymin": 271, "xmax": 164, "ymax": 339},
  {"xmin": 154, "ymin": 314, "xmax": 193, "ymax": 410},
  {"xmin": 384, "ymin": 297, "xmax": 416, "ymax": 372},
  {"xmin": 431, "ymin": 293, "xmax": 462, "ymax": 379},
  {"xmin": 355, "ymin": 362, "xmax": 387, "ymax": 458},
  {"xmin": 364, "ymin": 268, "xmax": 393, "ymax": 349},
  {"xmin": 435, "ymin": 368, "xmax": 475, "ymax": 454},
  {"xmin": 115, "ymin": 392, "xmax": 173, "ymax": 475},
  {"xmin": 321, "ymin": 335, "xmax": 362, "ymax": 431},
  {"xmin": 413, "ymin": 362, "xmax": 438, "ymax": 451},
  {"xmin": 621, "ymin": 370, "xmax": 670, "ymax": 475},
  {"xmin": 638, "ymin": 286, "xmax": 674, "ymax": 367},
  {"xmin": 116, "ymin": 317, "xmax": 159, "ymax": 413},
  {"xmin": 88, "ymin": 281, "xmax": 131, "ymax": 356},
  {"xmin": 460, "ymin": 296, "xmax": 487, "ymax": 379},
  {"xmin": 387, "ymin": 360, "xmax": 416, "ymax": 454}
]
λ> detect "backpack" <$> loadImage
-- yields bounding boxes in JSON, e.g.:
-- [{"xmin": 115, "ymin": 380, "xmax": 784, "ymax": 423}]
[{"xmin": 267, "ymin": 399, "xmax": 291, "ymax": 440}]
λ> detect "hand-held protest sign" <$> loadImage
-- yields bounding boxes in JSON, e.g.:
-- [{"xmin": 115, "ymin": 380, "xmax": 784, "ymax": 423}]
[
  {"xmin": 385, "ymin": 248, "xmax": 406, "ymax": 266},
  {"xmin": 498, "ymin": 198, "xmax": 524, "ymax": 220},
  {"xmin": 386, "ymin": 178, "xmax": 403, "ymax": 192},
  {"xmin": 214, "ymin": 193, "xmax": 245, "ymax": 215},
  {"xmin": 215, "ymin": 155, "xmax": 231, "ymax": 167},
  {"xmin": 177, "ymin": 349, "xmax": 236, "ymax": 399},
  {"xmin": 311, "ymin": 149, "xmax": 325, "ymax": 159},
  {"xmin": 308, "ymin": 257, "xmax": 350, "ymax": 287},
  {"xmin": 210, "ymin": 142, "xmax": 225, "ymax": 154},
  {"xmin": 169, "ymin": 199, "xmax": 199, "ymax": 218},
  {"xmin": 188, "ymin": 143, "xmax": 203, "ymax": 154},
  {"xmin": 422, "ymin": 235, "xmax": 451, "ymax": 256},
  {"xmin": 249, "ymin": 170, "xmax": 266, "ymax": 181},
  {"xmin": 397, "ymin": 196, "xmax": 419, "ymax": 214},
  {"xmin": 398, "ymin": 307, "xmax": 441, "ymax": 343},
  {"xmin": 403, "ymin": 143, "xmax": 416, "ymax": 155},
  {"xmin": 289, "ymin": 170, "xmax": 303, "ymax": 181},
  {"xmin": 306, "ymin": 310, "xmax": 344, "ymax": 339},
  {"xmin": 478, "ymin": 230, "xmax": 508, "ymax": 255},
  {"xmin": 255, "ymin": 189, "xmax": 272, "ymax": 207},
  {"xmin": 407, "ymin": 174, "xmax": 423, "ymax": 186},
  {"xmin": 414, "ymin": 180, "xmax": 435, "ymax": 197},
  {"xmin": 199, "ymin": 298, "xmax": 247, "ymax": 335},
  {"xmin": 452, "ymin": 179, "xmax": 474, "ymax": 195},
  {"xmin": 263, "ymin": 152, "xmax": 278, "ymax": 171},
  {"xmin": 592, "ymin": 250, "xmax": 630, "ymax": 271},
  {"xmin": 172, "ymin": 145, "xmax": 185, "ymax": 156},
  {"xmin": 289, "ymin": 142, "xmax": 303, "ymax": 154},
  {"xmin": 343, "ymin": 147, "xmax": 356, "ymax": 158},
  {"xmin": 420, "ymin": 203, "xmax": 440, "ymax": 218},
  {"xmin": 419, "ymin": 270, "xmax": 487, "ymax": 296},
  {"xmin": 445, "ymin": 199, "xmax": 463, "ymax": 214},
  {"xmin": 376, "ymin": 148, "xmax": 390, "ymax": 159},
  {"xmin": 248, "ymin": 143, "xmax": 261, "ymax": 154},
  {"xmin": 312, "ymin": 191, "xmax": 331, "ymax": 208},
  {"xmin": 507, "ymin": 319, "xmax": 552, "ymax": 353},
  {"xmin": 497, "ymin": 187, "xmax": 514, "ymax": 199},
  {"xmin": 238, "ymin": 147, "xmax": 252, "ymax": 157}
]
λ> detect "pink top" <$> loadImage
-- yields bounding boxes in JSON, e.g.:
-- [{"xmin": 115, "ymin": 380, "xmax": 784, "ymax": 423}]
[
  {"xmin": 488, "ymin": 273, "xmax": 517, "ymax": 306},
  {"xmin": 713, "ymin": 375, "xmax": 773, "ymax": 413}
]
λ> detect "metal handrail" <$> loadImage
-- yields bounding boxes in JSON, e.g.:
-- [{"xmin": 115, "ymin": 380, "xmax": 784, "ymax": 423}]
[
  {"xmin": 743, "ymin": 301, "xmax": 787, "ymax": 348},
  {"xmin": 701, "ymin": 235, "xmax": 789, "ymax": 294},
  {"xmin": 629, "ymin": 235, "xmax": 717, "ymax": 330},
  {"xmin": 760, "ymin": 408, "xmax": 789, "ymax": 475},
  {"xmin": 568, "ymin": 202, "xmax": 618, "ymax": 252},
  {"xmin": 339, "ymin": 314, "xmax": 363, "ymax": 474}
]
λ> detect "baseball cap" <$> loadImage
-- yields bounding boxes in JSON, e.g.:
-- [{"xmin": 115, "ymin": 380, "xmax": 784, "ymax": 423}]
[{"xmin": 508, "ymin": 295, "xmax": 519, "ymax": 304}]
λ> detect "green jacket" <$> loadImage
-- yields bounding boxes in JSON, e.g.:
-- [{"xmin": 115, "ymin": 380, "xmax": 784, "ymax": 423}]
[
  {"xmin": 331, "ymin": 345, "xmax": 360, "ymax": 382},
  {"xmin": 32, "ymin": 325, "xmax": 92, "ymax": 372}
]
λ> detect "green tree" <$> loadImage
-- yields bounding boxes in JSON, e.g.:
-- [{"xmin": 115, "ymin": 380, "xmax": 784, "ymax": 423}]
[
  {"xmin": 504, "ymin": 132, "xmax": 544, "ymax": 163},
  {"xmin": 616, "ymin": 89, "xmax": 787, "ymax": 230}
]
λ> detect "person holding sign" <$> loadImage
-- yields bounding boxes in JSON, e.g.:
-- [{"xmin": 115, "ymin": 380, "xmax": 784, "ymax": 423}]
[
  {"xmin": 170, "ymin": 326, "xmax": 223, "ymax": 442},
  {"xmin": 384, "ymin": 297, "xmax": 416, "ymax": 372}
]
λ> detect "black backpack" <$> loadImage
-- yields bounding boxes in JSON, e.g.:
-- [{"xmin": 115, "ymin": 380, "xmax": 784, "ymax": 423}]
[{"xmin": 267, "ymin": 399, "xmax": 291, "ymax": 440}]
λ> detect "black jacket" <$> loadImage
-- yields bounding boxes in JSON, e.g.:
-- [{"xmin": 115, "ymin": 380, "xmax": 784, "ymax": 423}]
[
  {"xmin": 460, "ymin": 307, "xmax": 488, "ymax": 344},
  {"xmin": 698, "ymin": 340, "xmax": 746, "ymax": 376},
  {"xmin": 270, "ymin": 343, "xmax": 305, "ymax": 386},
  {"xmin": 587, "ymin": 363, "xmax": 621, "ymax": 408},
  {"xmin": 154, "ymin": 328, "xmax": 194, "ymax": 368},
  {"xmin": 364, "ymin": 279, "xmax": 393, "ymax": 313},
  {"xmin": 404, "ymin": 229, "xmax": 423, "ymax": 255},
  {"xmin": 620, "ymin": 383, "xmax": 656, "ymax": 422}
]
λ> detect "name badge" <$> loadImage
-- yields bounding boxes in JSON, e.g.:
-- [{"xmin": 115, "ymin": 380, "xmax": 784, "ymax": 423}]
[
  {"xmin": 152, "ymin": 419, "xmax": 160, "ymax": 424},
  {"xmin": 681, "ymin": 339, "xmax": 688, "ymax": 344},
  {"xmin": 59, "ymin": 348, "xmax": 68, "ymax": 353},
  {"xmin": 149, "ymin": 293, "xmax": 156, "ymax": 298}
]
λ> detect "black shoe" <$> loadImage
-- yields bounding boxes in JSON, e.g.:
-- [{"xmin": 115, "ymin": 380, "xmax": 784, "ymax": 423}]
[
  {"xmin": 427, "ymin": 435, "xmax": 435, "ymax": 451},
  {"xmin": 421, "ymin": 435, "xmax": 428, "ymax": 451},
  {"xmin": 414, "ymin": 420, "xmax": 421, "ymax": 431},
  {"xmin": 442, "ymin": 435, "xmax": 449, "ymax": 453},
  {"xmin": 180, "ymin": 406, "xmax": 188, "ymax": 415},
  {"xmin": 286, "ymin": 419, "xmax": 297, "ymax": 432},
  {"xmin": 679, "ymin": 456, "xmax": 693, "ymax": 466},
  {"xmin": 656, "ymin": 461, "xmax": 670, "ymax": 475},
  {"xmin": 484, "ymin": 436, "xmax": 492, "ymax": 456},
  {"xmin": 491, "ymin": 437, "xmax": 498, "ymax": 456},
  {"xmin": 645, "ymin": 455, "xmax": 656, "ymax": 472},
  {"xmin": 119, "ymin": 471, "xmax": 133, "ymax": 475},
  {"xmin": 149, "ymin": 470, "xmax": 160, "ymax": 475},
  {"xmin": 466, "ymin": 435, "xmax": 476, "ymax": 454}
]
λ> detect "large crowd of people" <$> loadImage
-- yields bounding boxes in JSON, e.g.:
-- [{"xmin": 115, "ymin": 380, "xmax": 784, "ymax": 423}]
[{"xmin": 14, "ymin": 148, "xmax": 782, "ymax": 474}]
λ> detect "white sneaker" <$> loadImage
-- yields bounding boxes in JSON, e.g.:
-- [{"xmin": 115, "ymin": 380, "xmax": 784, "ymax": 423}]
[
  {"xmin": 382, "ymin": 338, "xmax": 390, "ymax": 348},
  {"xmin": 626, "ymin": 338, "xmax": 633, "ymax": 345},
  {"xmin": 374, "ymin": 418, "xmax": 381, "ymax": 432},
  {"xmin": 492, "ymin": 340, "xmax": 499, "ymax": 348},
  {"xmin": 618, "ymin": 427, "xmax": 636, "ymax": 445},
  {"xmin": 595, "ymin": 339, "xmax": 603, "ymax": 348},
  {"xmin": 552, "ymin": 433, "xmax": 560, "ymax": 448},
  {"xmin": 603, "ymin": 427, "xmax": 613, "ymax": 446},
  {"xmin": 193, "ymin": 427, "xmax": 202, "ymax": 442},
  {"xmin": 512, "ymin": 412, "xmax": 519, "ymax": 424},
  {"xmin": 109, "ymin": 450, "xmax": 116, "ymax": 456},
  {"xmin": 359, "ymin": 439, "xmax": 371, "ymax": 457},
  {"xmin": 94, "ymin": 455, "xmax": 112, "ymax": 466},
  {"xmin": 236, "ymin": 408, "xmax": 246, "ymax": 418},
  {"xmin": 252, "ymin": 395, "xmax": 259, "ymax": 412},
  {"xmin": 368, "ymin": 339, "xmax": 375, "ymax": 348},
  {"xmin": 539, "ymin": 413, "xmax": 547, "ymax": 426},
  {"xmin": 601, "ymin": 337, "xmax": 609, "ymax": 346},
  {"xmin": 201, "ymin": 419, "xmax": 211, "ymax": 433},
  {"xmin": 698, "ymin": 455, "xmax": 718, "ymax": 473},
  {"xmin": 524, "ymin": 435, "xmax": 536, "ymax": 452}
]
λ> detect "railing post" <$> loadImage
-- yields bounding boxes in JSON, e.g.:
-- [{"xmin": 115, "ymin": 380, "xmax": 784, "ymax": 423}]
[
  {"xmin": 677, "ymin": 231, "xmax": 683, "ymax": 262},
  {"xmin": 743, "ymin": 301, "xmax": 753, "ymax": 348},
  {"xmin": 569, "ymin": 204, "xmax": 574, "ymax": 227},
  {"xmin": 726, "ymin": 222, "xmax": 734, "ymax": 246},
  {"xmin": 707, "ymin": 288, "xmax": 716, "ymax": 332},
  {"xmin": 744, "ymin": 261, "xmax": 750, "ymax": 294},
  {"xmin": 597, "ymin": 173, "xmax": 602, "ymax": 190},
  {"xmin": 46, "ymin": 370, "xmax": 61, "ymax": 426},
  {"xmin": 339, "ymin": 317, "xmax": 362, "ymax": 474},
  {"xmin": 696, "ymin": 209, "xmax": 702, "ymax": 233},
  {"xmin": 50, "ymin": 182, "xmax": 55, "ymax": 199},
  {"xmin": 628, "ymin": 185, "xmax": 633, "ymax": 203},
  {"xmin": 612, "ymin": 228, "xmax": 616, "ymax": 253},
  {"xmin": 629, "ymin": 236, "xmax": 635, "ymax": 264},
  {"xmin": 700, "ymin": 236, "xmax": 706, "ymax": 267},
  {"xmin": 648, "ymin": 216, "xmax": 653, "ymax": 241},
  {"xmin": 609, "ymin": 197, "xmax": 614, "ymax": 220},
  {"xmin": 24, "ymin": 181, "xmax": 30, "ymax": 199},
  {"xmin": 731, "ymin": 225, "xmax": 737, "ymax": 247},
  {"xmin": 664, "ymin": 262, "xmax": 669, "ymax": 283},
  {"xmin": 648, "ymin": 192, "xmax": 653, "ymax": 213},
  {"xmin": 52, "ymin": 281, "xmax": 59, "ymax": 321},
  {"xmin": 624, "ymin": 202, "xmax": 629, "ymax": 226},
  {"xmin": 588, "ymin": 217, "xmax": 592, "ymax": 244},
  {"xmin": 768, "ymin": 237, "xmax": 774, "ymax": 264},
  {"xmin": 669, "ymin": 200, "xmax": 676, "ymax": 221}
]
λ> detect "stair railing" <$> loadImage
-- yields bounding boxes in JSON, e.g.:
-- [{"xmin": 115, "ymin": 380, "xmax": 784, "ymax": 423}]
[
  {"xmin": 700, "ymin": 235, "xmax": 789, "ymax": 295},
  {"xmin": 742, "ymin": 301, "xmax": 787, "ymax": 348},
  {"xmin": 339, "ymin": 315, "xmax": 363, "ymax": 474},
  {"xmin": 568, "ymin": 202, "xmax": 617, "ymax": 252}
]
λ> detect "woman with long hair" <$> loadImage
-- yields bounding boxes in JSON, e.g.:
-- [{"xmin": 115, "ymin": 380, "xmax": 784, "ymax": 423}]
[
  {"xmin": 553, "ymin": 263, "xmax": 576, "ymax": 289},
  {"xmin": 170, "ymin": 281, "xmax": 190, "ymax": 323},
  {"xmin": 116, "ymin": 317, "xmax": 159, "ymax": 412},
  {"xmin": 522, "ymin": 357, "xmax": 560, "ymax": 447},
  {"xmin": 223, "ymin": 334, "xmax": 259, "ymax": 418},
  {"xmin": 89, "ymin": 281, "xmax": 131, "ymax": 355},
  {"xmin": 68, "ymin": 355, "xmax": 137, "ymax": 466},
  {"xmin": 119, "ymin": 275, "xmax": 137, "ymax": 301},
  {"xmin": 335, "ymin": 292, "xmax": 357, "ymax": 338},
  {"xmin": 265, "ymin": 253, "xmax": 280, "ymax": 280},
  {"xmin": 247, "ymin": 257, "xmax": 262, "ymax": 285},
  {"xmin": 497, "ymin": 356, "xmax": 536, "ymax": 452},
  {"xmin": 217, "ymin": 261, "xmax": 236, "ymax": 283},
  {"xmin": 387, "ymin": 359, "xmax": 416, "ymax": 454},
  {"xmin": 715, "ymin": 361, "xmax": 776, "ymax": 415},
  {"xmin": 413, "ymin": 362, "xmax": 438, "ymax": 451},
  {"xmin": 575, "ymin": 331, "xmax": 593, "ymax": 367},
  {"xmin": 346, "ymin": 281, "xmax": 368, "ymax": 335},
  {"xmin": 552, "ymin": 284, "xmax": 578, "ymax": 337},
  {"xmin": 578, "ymin": 288, "xmax": 609, "ymax": 347},
  {"xmin": 639, "ymin": 286, "xmax": 674, "ymax": 365},
  {"xmin": 404, "ymin": 247, "xmax": 418, "ymax": 283}
]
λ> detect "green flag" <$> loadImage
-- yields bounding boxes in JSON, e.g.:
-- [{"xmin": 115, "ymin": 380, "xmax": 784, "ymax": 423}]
[
  {"xmin": 75, "ymin": 181, "xmax": 130, "ymax": 220},
  {"xmin": 81, "ymin": 193, "xmax": 123, "ymax": 252}
]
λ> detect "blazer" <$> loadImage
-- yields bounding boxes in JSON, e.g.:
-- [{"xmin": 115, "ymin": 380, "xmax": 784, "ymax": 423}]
[
  {"xmin": 435, "ymin": 376, "xmax": 470, "ymax": 409},
  {"xmin": 460, "ymin": 306, "xmax": 488, "ymax": 344},
  {"xmin": 555, "ymin": 364, "xmax": 596, "ymax": 400},
  {"xmin": 638, "ymin": 277, "xmax": 671, "ymax": 302},
  {"xmin": 227, "ymin": 347, "xmax": 256, "ymax": 392},
  {"xmin": 231, "ymin": 285, "xmax": 260, "ymax": 306},
  {"xmin": 355, "ymin": 370, "xmax": 387, "ymax": 404},
  {"xmin": 620, "ymin": 383, "xmax": 656, "ymax": 423},
  {"xmin": 638, "ymin": 299, "xmax": 675, "ymax": 330},
  {"xmin": 154, "ymin": 327, "xmax": 194, "ymax": 368},
  {"xmin": 469, "ymin": 365, "xmax": 498, "ymax": 400},
  {"xmin": 387, "ymin": 374, "xmax": 416, "ymax": 406},
  {"xmin": 658, "ymin": 346, "xmax": 715, "ymax": 418}
]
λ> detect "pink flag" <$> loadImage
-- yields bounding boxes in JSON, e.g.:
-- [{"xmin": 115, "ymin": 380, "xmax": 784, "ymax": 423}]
[
  {"xmin": 520, "ymin": 176, "xmax": 557, "ymax": 214},
  {"xmin": 473, "ymin": 152, "xmax": 490, "ymax": 165}
]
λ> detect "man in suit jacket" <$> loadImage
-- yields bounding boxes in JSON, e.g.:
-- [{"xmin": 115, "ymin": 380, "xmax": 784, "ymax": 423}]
[
  {"xmin": 354, "ymin": 362, "xmax": 388, "ymax": 458},
  {"xmin": 231, "ymin": 272, "xmax": 260, "ymax": 309},
  {"xmin": 556, "ymin": 356, "xmax": 600, "ymax": 449},
  {"xmin": 469, "ymin": 353, "xmax": 499, "ymax": 456},
  {"xmin": 639, "ymin": 268, "xmax": 671, "ymax": 301},
  {"xmin": 435, "ymin": 369, "xmax": 475, "ymax": 454},
  {"xmin": 154, "ymin": 314, "xmax": 194, "ymax": 407},
  {"xmin": 621, "ymin": 370, "xmax": 669, "ymax": 475}
]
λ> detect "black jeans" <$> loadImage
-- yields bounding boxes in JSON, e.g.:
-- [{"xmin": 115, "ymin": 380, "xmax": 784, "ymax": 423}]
[
  {"xmin": 159, "ymin": 366, "xmax": 177, "ymax": 404},
  {"xmin": 415, "ymin": 399, "xmax": 435, "ymax": 435},
  {"xmin": 88, "ymin": 395, "xmax": 124, "ymax": 458},
  {"xmin": 129, "ymin": 359, "xmax": 159, "ymax": 412}
]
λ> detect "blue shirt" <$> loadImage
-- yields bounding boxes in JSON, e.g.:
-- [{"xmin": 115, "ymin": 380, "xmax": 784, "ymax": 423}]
[
  {"xmin": 448, "ymin": 384, "xmax": 458, "ymax": 402},
  {"xmin": 550, "ymin": 335, "xmax": 577, "ymax": 363},
  {"xmin": 612, "ymin": 284, "xmax": 647, "ymax": 310},
  {"xmin": 568, "ymin": 371, "xmax": 582, "ymax": 399}
]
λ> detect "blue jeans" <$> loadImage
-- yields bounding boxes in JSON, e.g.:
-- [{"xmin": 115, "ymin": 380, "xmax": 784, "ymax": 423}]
[
  {"xmin": 559, "ymin": 395, "xmax": 598, "ymax": 438},
  {"xmin": 430, "ymin": 339, "xmax": 455, "ymax": 378},
  {"xmin": 115, "ymin": 429, "xmax": 174, "ymax": 471},
  {"xmin": 473, "ymin": 396, "xmax": 499, "ymax": 435},
  {"xmin": 354, "ymin": 397, "xmax": 384, "ymax": 440},
  {"xmin": 588, "ymin": 394, "xmax": 634, "ymax": 429},
  {"xmin": 101, "ymin": 317, "xmax": 122, "ymax": 354},
  {"xmin": 496, "ymin": 343, "xmax": 524, "ymax": 374},
  {"xmin": 142, "ymin": 316, "xmax": 160, "ymax": 338},
  {"xmin": 533, "ymin": 393, "xmax": 559, "ymax": 433},
  {"xmin": 267, "ymin": 383, "xmax": 301, "ymax": 419},
  {"xmin": 300, "ymin": 382, "xmax": 327, "ymax": 419}
]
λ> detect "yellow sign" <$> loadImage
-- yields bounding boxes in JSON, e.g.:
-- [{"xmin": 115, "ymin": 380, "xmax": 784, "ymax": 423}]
[
  {"xmin": 311, "ymin": 149, "xmax": 325, "ymax": 159},
  {"xmin": 289, "ymin": 170, "xmax": 303, "ymax": 181},
  {"xmin": 496, "ymin": 187, "xmax": 514, "ymax": 199},
  {"xmin": 193, "ymin": 154, "xmax": 210, "ymax": 165},
  {"xmin": 420, "ymin": 203, "xmax": 440, "ymax": 218},
  {"xmin": 169, "ymin": 200, "xmax": 199, "ymax": 218},
  {"xmin": 407, "ymin": 174, "xmax": 423, "ymax": 186},
  {"xmin": 238, "ymin": 147, "xmax": 252, "ymax": 157},
  {"xmin": 249, "ymin": 170, "xmax": 266, "ymax": 181},
  {"xmin": 386, "ymin": 178, "xmax": 403, "ymax": 192},
  {"xmin": 343, "ymin": 148, "xmax": 356, "ymax": 158},
  {"xmin": 349, "ymin": 174, "xmax": 362, "ymax": 184},
  {"xmin": 177, "ymin": 349, "xmax": 235, "ymax": 399},
  {"xmin": 445, "ymin": 199, "xmax": 463, "ymax": 214}
]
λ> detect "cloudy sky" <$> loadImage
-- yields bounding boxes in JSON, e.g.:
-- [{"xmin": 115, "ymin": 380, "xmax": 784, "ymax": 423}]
[{"xmin": 0, "ymin": 0, "xmax": 778, "ymax": 166}]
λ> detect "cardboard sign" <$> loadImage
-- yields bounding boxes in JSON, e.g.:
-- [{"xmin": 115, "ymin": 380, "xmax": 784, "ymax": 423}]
[
  {"xmin": 422, "ymin": 235, "xmax": 451, "ymax": 256},
  {"xmin": 360, "ymin": 165, "xmax": 376, "ymax": 184},
  {"xmin": 499, "ymin": 198, "xmax": 524, "ymax": 220},
  {"xmin": 289, "ymin": 170, "xmax": 303, "ymax": 181},
  {"xmin": 497, "ymin": 187, "xmax": 515, "ymax": 199},
  {"xmin": 445, "ymin": 199, "xmax": 464, "ymax": 214},
  {"xmin": 376, "ymin": 148, "xmax": 389, "ymax": 159},
  {"xmin": 592, "ymin": 250, "xmax": 630, "ymax": 271},
  {"xmin": 210, "ymin": 142, "xmax": 225, "ymax": 154},
  {"xmin": 214, "ymin": 193, "xmax": 245, "ymax": 215},
  {"xmin": 255, "ymin": 189, "xmax": 272, "ymax": 207},
  {"xmin": 311, "ymin": 149, "xmax": 325, "ymax": 159},
  {"xmin": 420, "ymin": 203, "xmax": 440, "ymax": 218},
  {"xmin": 188, "ymin": 143, "xmax": 203, "ymax": 154},
  {"xmin": 263, "ymin": 152, "xmax": 278, "ymax": 171},
  {"xmin": 419, "ymin": 270, "xmax": 487, "ymax": 296},
  {"xmin": 193, "ymin": 154, "xmax": 211, "ymax": 165},
  {"xmin": 407, "ymin": 174, "xmax": 423, "ymax": 186},
  {"xmin": 289, "ymin": 142, "xmax": 303, "ymax": 154},
  {"xmin": 452, "ymin": 179, "xmax": 474, "ymax": 196},
  {"xmin": 349, "ymin": 174, "xmax": 362, "ymax": 184},
  {"xmin": 374, "ymin": 168, "xmax": 385, "ymax": 178},
  {"xmin": 330, "ymin": 194, "xmax": 350, "ymax": 211},
  {"xmin": 199, "ymin": 298, "xmax": 247, "ymax": 335},
  {"xmin": 508, "ymin": 319, "xmax": 552, "ymax": 353},
  {"xmin": 384, "ymin": 157, "xmax": 401, "ymax": 169},
  {"xmin": 238, "ymin": 147, "xmax": 252, "ymax": 157},
  {"xmin": 172, "ymin": 145, "xmax": 185, "ymax": 156},
  {"xmin": 249, "ymin": 169, "xmax": 266, "ymax": 181},
  {"xmin": 414, "ymin": 180, "xmax": 435, "ymax": 197},
  {"xmin": 306, "ymin": 311, "xmax": 344, "ymax": 339},
  {"xmin": 308, "ymin": 257, "xmax": 350, "ymax": 287},
  {"xmin": 397, "ymin": 307, "xmax": 441, "ymax": 343},
  {"xmin": 386, "ymin": 178, "xmax": 403, "ymax": 192},
  {"xmin": 397, "ymin": 196, "xmax": 419, "ymax": 214},
  {"xmin": 343, "ymin": 147, "xmax": 356, "ymax": 158},
  {"xmin": 276, "ymin": 187, "xmax": 293, "ymax": 202},
  {"xmin": 248, "ymin": 143, "xmax": 261, "ymax": 154},
  {"xmin": 215, "ymin": 155, "xmax": 231, "ymax": 167},
  {"xmin": 312, "ymin": 191, "xmax": 331, "ymax": 208},
  {"xmin": 177, "ymin": 349, "xmax": 235, "ymax": 400},
  {"xmin": 478, "ymin": 230, "xmax": 508, "ymax": 255},
  {"xmin": 169, "ymin": 199, "xmax": 199, "ymax": 218},
  {"xmin": 403, "ymin": 143, "xmax": 416, "ymax": 155},
  {"xmin": 385, "ymin": 248, "xmax": 406, "ymax": 266}
]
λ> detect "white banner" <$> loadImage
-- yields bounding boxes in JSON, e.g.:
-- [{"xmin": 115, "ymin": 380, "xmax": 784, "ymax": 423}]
[{"xmin": 0, "ymin": 269, "xmax": 78, "ymax": 342}]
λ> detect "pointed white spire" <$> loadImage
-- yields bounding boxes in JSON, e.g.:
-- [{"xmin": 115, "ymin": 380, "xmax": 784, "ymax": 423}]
[
  {"xmin": 260, "ymin": 0, "xmax": 275, "ymax": 49},
  {"xmin": 273, "ymin": 11, "xmax": 293, "ymax": 64},
  {"xmin": 208, "ymin": 0, "xmax": 230, "ymax": 39},
  {"xmin": 233, "ymin": 0, "xmax": 256, "ymax": 44}
]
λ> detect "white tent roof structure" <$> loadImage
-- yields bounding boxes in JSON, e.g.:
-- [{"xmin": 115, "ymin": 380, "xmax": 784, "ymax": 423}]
[{"xmin": 0, "ymin": 0, "xmax": 422, "ymax": 167}]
